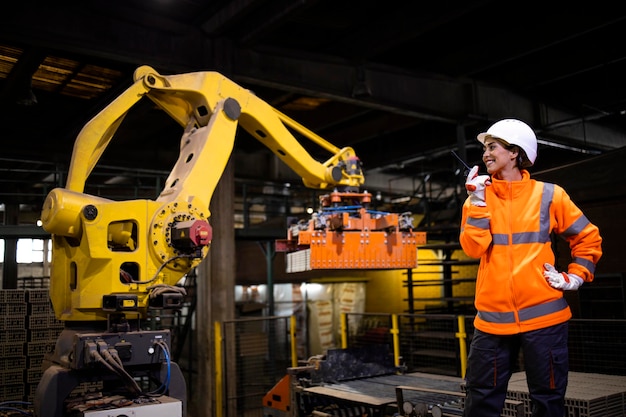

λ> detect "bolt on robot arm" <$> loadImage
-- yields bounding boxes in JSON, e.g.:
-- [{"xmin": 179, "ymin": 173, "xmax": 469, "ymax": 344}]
[{"xmin": 40, "ymin": 66, "xmax": 365, "ymax": 323}]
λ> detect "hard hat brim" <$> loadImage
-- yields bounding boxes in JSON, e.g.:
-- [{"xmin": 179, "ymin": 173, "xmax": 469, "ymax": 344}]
[{"xmin": 477, "ymin": 133, "xmax": 510, "ymax": 146}]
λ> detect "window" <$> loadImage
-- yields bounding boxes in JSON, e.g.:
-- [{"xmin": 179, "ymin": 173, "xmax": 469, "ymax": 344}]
[{"xmin": 0, "ymin": 238, "xmax": 51, "ymax": 263}]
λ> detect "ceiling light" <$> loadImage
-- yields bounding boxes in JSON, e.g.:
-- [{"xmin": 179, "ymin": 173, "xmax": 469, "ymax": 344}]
[{"xmin": 390, "ymin": 196, "xmax": 411, "ymax": 204}]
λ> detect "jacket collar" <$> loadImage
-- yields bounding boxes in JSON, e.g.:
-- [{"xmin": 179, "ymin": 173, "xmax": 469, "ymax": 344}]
[{"xmin": 489, "ymin": 169, "xmax": 532, "ymax": 199}]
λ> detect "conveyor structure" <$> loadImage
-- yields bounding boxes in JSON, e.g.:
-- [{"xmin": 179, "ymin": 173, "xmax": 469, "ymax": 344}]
[
  {"xmin": 264, "ymin": 345, "xmax": 626, "ymax": 417},
  {"xmin": 263, "ymin": 346, "xmax": 524, "ymax": 417}
]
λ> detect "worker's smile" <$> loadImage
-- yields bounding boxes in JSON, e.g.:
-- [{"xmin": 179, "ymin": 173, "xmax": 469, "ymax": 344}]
[
  {"xmin": 483, "ymin": 157, "xmax": 498, "ymax": 174},
  {"xmin": 482, "ymin": 139, "xmax": 511, "ymax": 174}
]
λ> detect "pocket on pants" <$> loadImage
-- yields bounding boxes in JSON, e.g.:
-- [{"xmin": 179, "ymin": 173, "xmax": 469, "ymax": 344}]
[
  {"xmin": 467, "ymin": 345, "xmax": 497, "ymax": 388},
  {"xmin": 548, "ymin": 344, "xmax": 569, "ymax": 390}
]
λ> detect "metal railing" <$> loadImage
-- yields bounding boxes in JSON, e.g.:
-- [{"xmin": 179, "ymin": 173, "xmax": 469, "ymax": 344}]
[
  {"xmin": 216, "ymin": 315, "xmax": 294, "ymax": 417},
  {"xmin": 344, "ymin": 312, "xmax": 626, "ymax": 378}
]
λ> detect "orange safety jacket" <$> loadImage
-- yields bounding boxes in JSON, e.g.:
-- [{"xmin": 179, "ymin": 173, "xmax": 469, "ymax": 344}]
[{"xmin": 460, "ymin": 170, "xmax": 602, "ymax": 335}]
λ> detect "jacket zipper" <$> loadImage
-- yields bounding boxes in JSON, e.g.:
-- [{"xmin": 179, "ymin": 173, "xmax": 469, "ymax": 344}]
[{"xmin": 506, "ymin": 182, "xmax": 520, "ymax": 327}]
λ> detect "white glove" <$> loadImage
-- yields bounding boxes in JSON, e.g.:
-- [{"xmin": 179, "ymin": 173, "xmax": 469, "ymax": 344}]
[
  {"xmin": 543, "ymin": 263, "xmax": 584, "ymax": 291},
  {"xmin": 465, "ymin": 165, "xmax": 491, "ymax": 207}
]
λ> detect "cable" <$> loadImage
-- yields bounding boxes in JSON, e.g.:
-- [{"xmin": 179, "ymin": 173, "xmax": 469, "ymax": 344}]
[
  {"xmin": 93, "ymin": 348, "xmax": 142, "ymax": 395},
  {"xmin": 146, "ymin": 340, "xmax": 172, "ymax": 396},
  {"xmin": 91, "ymin": 349, "xmax": 120, "ymax": 375},
  {"xmin": 146, "ymin": 283, "xmax": 187, "ymax": 299},
  {"xmin": 104, "ymin": 351, "xmax": 143, "ymax": 395},
  {"xmin": 0, "ymin": 407, "xmax": 32, "ymax": 416},
  {"xmin": 0, "ymin": 401, "xmax": 32, "ymax": 416},
  {"xmin": 158, "ymin": 341, "xmax": 172, "ymax": 393},
  {"xmin": 159, "ymin": 341, "xmax": 172, "ymax": 393},
  {"xmin": 93, "ymin": 340, "xmax": 173, "ymax": 399},
  {"xmin": 108, "ymin": 347, "xmax": 125, "ymax": 368},
  {"xmin": 89, "ymin": 339, "xmax": 174, "ymax": 401},
  {"xmin": 132, "ymin": 254, "xmax": 193, "ymax": 285}
]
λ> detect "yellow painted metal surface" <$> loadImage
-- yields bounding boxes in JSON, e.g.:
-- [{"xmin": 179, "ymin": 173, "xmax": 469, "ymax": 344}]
[{"xmin": 41, "ymin": 66, "xmax": 367, "ymax": 321}]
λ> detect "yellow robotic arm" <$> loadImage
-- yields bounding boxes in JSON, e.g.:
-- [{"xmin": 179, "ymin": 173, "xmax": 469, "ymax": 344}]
[{"xmin": 40, "ymin": 66, "xmax": 364, "ymax": 322}]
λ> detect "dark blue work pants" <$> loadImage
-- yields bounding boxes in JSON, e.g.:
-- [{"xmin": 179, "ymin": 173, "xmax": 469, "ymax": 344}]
[{"xmin": 463, "ymin": 322, "xmax": 569, "ymax": 417}]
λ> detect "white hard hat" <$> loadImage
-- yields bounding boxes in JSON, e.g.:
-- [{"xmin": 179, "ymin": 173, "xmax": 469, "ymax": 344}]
[{"xmin": 477, "ymin": 119, "xmax": 537, "ymax": 166}]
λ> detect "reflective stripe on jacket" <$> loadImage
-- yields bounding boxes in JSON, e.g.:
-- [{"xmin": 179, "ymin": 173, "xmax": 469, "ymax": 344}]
[{"xmin": 460, "ymin": 170, "xmax": 602, "ymax": 335}]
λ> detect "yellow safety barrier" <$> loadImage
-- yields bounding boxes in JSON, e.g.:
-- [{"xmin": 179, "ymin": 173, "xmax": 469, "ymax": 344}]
[
  {"xmin": 291, "ymin": 315, "xmax": 298, "ymax": 368},
  {"xmin": 214, "ymin": 321, "xmax": 224, "ymax": 417},
  {"xmin": 340, "ymin": 313, "xmax": 348, "ymax": 349},
  {"xmin": 391, "ymin": 314, "xmax": 401, "ymax": 368},
  {"xmin": 456, "ymin": 315, "xmax": 468, "ymax": 378}
]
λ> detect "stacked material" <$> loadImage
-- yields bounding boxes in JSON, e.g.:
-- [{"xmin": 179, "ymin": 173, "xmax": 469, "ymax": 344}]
[
  {"xmin": 507, "ymin": 371, "xmax": 626, "ymax": 417},
  {"xmin": 0, "ymin": 289, "xmax": 62, "ymax": 402}
]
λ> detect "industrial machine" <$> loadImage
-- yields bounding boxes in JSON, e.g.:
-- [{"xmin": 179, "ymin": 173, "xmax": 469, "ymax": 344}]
[{"xmin": 35, "ymin": 66, "xmax": 424, "ymax": 416}]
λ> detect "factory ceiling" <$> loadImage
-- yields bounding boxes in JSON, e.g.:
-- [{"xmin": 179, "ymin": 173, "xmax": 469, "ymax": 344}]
[{"xmin": 1, "ymin": 1, "xmax": 626, "ymax": 223}]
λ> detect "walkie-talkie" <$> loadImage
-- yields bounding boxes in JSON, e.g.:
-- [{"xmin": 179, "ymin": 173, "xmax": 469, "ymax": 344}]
[{"xmin": 451, "ymin": 150, "xmax": 472, "ymax": 177}]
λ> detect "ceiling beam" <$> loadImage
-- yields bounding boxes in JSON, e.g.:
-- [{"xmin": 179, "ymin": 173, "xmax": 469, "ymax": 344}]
[
  {"xmin": 1, "ymin": 5, "xmax": 623, "ymax": 151},
  {"xmin": 230, "ymin": 48, "xmax": 626, "ymax": 151}
]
